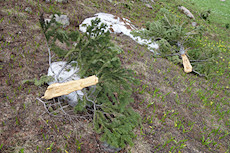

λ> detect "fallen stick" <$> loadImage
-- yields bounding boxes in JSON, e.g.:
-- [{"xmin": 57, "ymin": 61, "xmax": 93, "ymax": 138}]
[
  {"xmin": 42, "ymin": 75, "xmax": 99, "ymax": 100},
  {"xmin": 181, "ymin": 54, "xmax": 192, "ymax": 73}
]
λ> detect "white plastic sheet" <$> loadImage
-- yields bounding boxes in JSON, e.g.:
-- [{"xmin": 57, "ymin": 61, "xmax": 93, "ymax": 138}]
[
  {"xmin": 79, "ymin": 13, "xmax": 159, "ymax": 52},
  {"xmin": 47, "ymin": 61, "xmax": 84, "ymax": 106}
]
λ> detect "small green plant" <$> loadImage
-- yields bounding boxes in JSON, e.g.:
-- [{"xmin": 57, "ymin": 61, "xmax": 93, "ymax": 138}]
[
  {"xmin": 22, "ymin": 75, "xmax": 54, "ymax": 86},
  {"xmin": 0, "ymin": 144, "xmax": 3, "ymax": 150},
  {"xmin": 23, "ymin": 103, "xmax": 26, "ymax": 110},
  {"xmin": 170, "ymin": 138, "xmax": 188, "ymax": 152},
  {"xmin": 47, "ymin": 142, "xmax": 54, "ymax": 152},
  {"xmin": 42, "ymin": 133, "xmax": 46, "ymax": 140},
  {"xmin": 15, "ymin": 116, "xmax": 19, "ymax": 125},
  {"xmin": 219, "ymin": 131, "xmax": 230, "ymax": 140},
  {"xmin": 139, "ymin": 84, "xmax": 148, "ymax": 94},
  {"xmin": 160, "ymin": 110, "xmax": 171, "ymax": 123},
  {"xmin": 75, "ymin": 138, "xmax": 82, "ymax": 151},
  {"xmin": 201, "ymin": 135, "xmax": 213, "ymax": 146}
]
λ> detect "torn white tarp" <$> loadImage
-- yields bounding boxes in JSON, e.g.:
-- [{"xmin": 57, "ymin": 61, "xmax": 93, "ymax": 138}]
[
  {"xmin": 79, "ymin": 13, "xmax": 159, "ymax": 52},
  {"xmin": 47, "ymin": 61, "xmax": 84, "ymax": 106},
  {"xmin": 45, "ymin": 14, "xmax": 70, "ymax": 28}
]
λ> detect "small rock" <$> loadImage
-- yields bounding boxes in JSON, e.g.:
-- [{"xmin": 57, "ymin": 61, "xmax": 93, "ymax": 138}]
[
  {"xmin": 55, "ymin": 0, "xmax": 68, "ymax": 3},
  {"xmin": 54, "ymin": 14, "xmax": 70, "ymax": 27},
  {"xmin": 45, "ymin": 14, "xmax": 70, "ymax": 28},
  {"xmin": 141, "ymin": 0, "xmax": 155, "ymax": 3},
  {"xmin": 145, "ymin": 4, "xmax": 153, "ymax": 9},
  {"xmin": 191, "ymin": 22, "xmax": 197, "ymax": 27},
  {"xmin": 46, "ymin": 0, "xmax": 68, "ymax": 3},
  {"xmin": 25, "ymin": 7, "xmax": 32, "ymax": 13},
  {"xmin": 178, "ymin": 6, "xmax": 195, "ymax": 19},
  {"xmin": 73, "ymin": 42, "xmax": 77, "ymax": 47},
  {"xmin": 102, "ymin": 142, "xmax": 121, "ymax": 153}
]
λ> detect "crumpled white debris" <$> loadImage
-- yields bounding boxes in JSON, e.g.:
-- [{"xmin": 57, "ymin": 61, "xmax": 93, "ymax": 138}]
[
  {"xmin": 79, "ymin": 13, "xmax": 159, "ymax": 52},
  {"xmin": 45, "ymin": 14, "xmax": 70, "ymax": 28},
  {"xmin": 47, "ymin": 61, "xmax": 84, "ymax": 106}
]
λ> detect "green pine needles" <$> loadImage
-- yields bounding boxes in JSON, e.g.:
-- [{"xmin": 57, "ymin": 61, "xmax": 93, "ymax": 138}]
[
  {"xmin": 132, "ymin": 8, "xmax": 220, "ymax": 78},
  {"xmin": 39, "ymin": 14, "xmax": 140, "ymax": 149},
  {"xmin": 22, "ymin": 75, "xmax": 54, "ymax": 86}
]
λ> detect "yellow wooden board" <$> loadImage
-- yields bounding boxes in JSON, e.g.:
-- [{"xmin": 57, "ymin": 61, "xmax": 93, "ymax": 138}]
[
  {"xmin": 42, "ymin": 75, "xmax": 98, "ymax": 100},
  {"xmin": 181, "ymin": 54, "xmax": 192, "ymax": 73}
]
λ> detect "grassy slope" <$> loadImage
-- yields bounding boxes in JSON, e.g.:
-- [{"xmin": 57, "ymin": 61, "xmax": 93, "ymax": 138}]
[
  {"xmin": 0, "ymin": 0, "xmax": 229, "ymax": 152},
  {"xmin": 188, "ymin": 0, "xmax": 230, "ymax": 25}
]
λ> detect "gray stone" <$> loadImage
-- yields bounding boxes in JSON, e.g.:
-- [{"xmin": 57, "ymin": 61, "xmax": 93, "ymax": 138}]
[
  {"xmin": 178, "ymin": 6, "xmax": 195, "ymax": 19},
  {"xmin": 192, "ymin": 22, "xmax": 197, "ymax": 27},
  {"xmin": 145, "ymin": 4, "xmax": 153, "ymax": 9},
  {"xmin": 141, "ymin": 0, "xmax": 155, "ymax": 3},
  {"xmin": 46, "ymin": 0, "xmax": 68, "ymax": 3},
  {"xmin": 25, "ymin": 7, "xmax": 32, "ymax": 13},
  {"xmin": 55, "ymin": 0, "xmax": 68, "ymax": 3},
  {"xmin": 54, "ymin": 14, "xmax": 69, "ymax": 28},
  {"xmin": 45, "ymin": 14, "xmax": 70, "ymax": 28},
  {"xmin": 102, "ymin": 142, "xmax": 121, "ymax": 153}
]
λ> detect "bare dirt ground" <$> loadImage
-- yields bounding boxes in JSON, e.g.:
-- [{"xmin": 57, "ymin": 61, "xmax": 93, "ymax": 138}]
[{"xmin": 0, "ymin": 0, "xmax": 229, "ymax": 153}]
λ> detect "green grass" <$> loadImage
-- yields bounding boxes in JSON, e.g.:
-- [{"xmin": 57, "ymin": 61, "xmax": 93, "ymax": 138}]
[{"xmin": 187, "ymin": 0, "xmax": 230, "ymax": 25}]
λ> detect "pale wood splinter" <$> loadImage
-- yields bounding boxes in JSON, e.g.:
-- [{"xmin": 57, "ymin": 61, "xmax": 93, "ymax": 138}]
[
  {"xmin": 42, "ymin": 75, "xmax": 99, "ymax": 100},
  {"xmin": 181, "ymin": 54, "xmax": 192, "ymax": 73}
]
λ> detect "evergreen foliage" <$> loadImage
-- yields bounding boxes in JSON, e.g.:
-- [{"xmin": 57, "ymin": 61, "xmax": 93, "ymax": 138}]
[
  {"xmin": 132, "ymin": 8, "xmax": 220, "ymax": 78},
  {"xmin": 22, "ymin": 75, "xmax": 54, "ymax": 86},
  {"xmin": 39, "ymin": 14, "xmax": 140, "ymax": 149}
]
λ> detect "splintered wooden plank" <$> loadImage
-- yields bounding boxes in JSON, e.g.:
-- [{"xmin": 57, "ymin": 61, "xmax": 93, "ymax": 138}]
[
  {"xmin": 42, "ymin": 75, "xmax": 98, "ymax": 100},
  {"xmin": 181, "ymin": 54, "xmax": 192, "ymax": 73}
]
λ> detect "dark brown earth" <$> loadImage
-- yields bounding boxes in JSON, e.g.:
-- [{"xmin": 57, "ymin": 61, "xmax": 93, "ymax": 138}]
[{"xmin": 0, "ymin": 0, "xmax": 229, "ymax": 153}]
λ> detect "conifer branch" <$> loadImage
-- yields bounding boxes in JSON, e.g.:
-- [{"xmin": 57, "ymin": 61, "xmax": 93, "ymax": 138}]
[
  {"xmin": 38, "ymin": 16, "xmax": 140, "ymax": 149},
  {"xmin": 132, "ymin": 8, "xmax": 219, "ymax": 77}
]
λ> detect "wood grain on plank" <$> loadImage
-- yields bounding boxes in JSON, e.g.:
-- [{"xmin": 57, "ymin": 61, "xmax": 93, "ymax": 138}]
[
  {"xmin": 42, "ymin": 75, "xmax": 98, "ymax": 100},
  {"xmin": 181, "ymin": 54, "xmax": 192, "ymax": 73}
]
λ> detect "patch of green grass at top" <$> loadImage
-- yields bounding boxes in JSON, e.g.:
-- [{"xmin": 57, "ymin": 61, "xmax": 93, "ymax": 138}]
[
  {"xmin": 157, "ymin": 0, "xmax": 230, "ymax": 40},
  {"xmin": 187, "ymin": 0, "xmax": 230, "ymax": 25}
]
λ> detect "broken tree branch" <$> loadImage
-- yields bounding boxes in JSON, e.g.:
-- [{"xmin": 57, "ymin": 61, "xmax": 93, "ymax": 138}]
[
  {"xmin": 42, "ymin": 75, "xmax": 99, "ymax": 100},
  {"xmin": 192, "ymin": 70, "xmax": 206, "ymax": 77}
]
